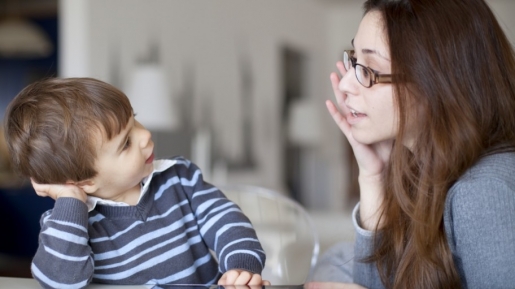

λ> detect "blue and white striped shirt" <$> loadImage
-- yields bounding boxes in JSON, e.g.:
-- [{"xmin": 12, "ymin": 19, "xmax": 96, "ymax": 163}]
[{"xmin": 31, "ymin": 156, "xmax": 265, "ymax": 288}]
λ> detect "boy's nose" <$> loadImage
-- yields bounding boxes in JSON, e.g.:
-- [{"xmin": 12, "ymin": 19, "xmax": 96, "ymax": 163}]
[{"xmin": 139, "ymin": 128, "xmax": 152, "ymax": 148}]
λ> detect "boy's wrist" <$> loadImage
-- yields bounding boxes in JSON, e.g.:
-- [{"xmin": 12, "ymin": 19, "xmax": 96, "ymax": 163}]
[
  {"xmin": 57, "ymin": 189, "xmax": 87, "ymax": 203},
  {"xmin": 52, "ymin": 197, "xmax": 90, "ymax": 225}
]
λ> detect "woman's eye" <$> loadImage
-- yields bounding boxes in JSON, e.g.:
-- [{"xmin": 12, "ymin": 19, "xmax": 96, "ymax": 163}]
[
  {"xmin": 123, "ymin": 138, "xmax": 131, "ymax": 150},
  {"xmin": 361, "ymin": 67, "xmax": 370, "ymax": 78}
]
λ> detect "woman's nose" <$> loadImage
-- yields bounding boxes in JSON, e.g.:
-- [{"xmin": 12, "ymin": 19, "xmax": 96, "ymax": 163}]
[{"xmin": 339, "ymin": 67, "xmax": 358, "ymax": 94}]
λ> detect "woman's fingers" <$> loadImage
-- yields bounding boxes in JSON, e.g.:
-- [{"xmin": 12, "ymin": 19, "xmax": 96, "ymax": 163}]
[
  {"xmin": 330, "ymin": 65, "xmax": 350, "ymax": 118},
  {"xmin": 336, "ymin": 60, "xmax": 347, "ymax": 76},
  {"xmin": 326, "ymin": 98, "xmax": 354, "ymax": 141},
  {"xmin": 330, "ymin": 72, "xmax": 346, "ymax": 107},
  {"xmin": 334, "ymin": 61, "xmax": 348, "ymax": 106},
  {"xmin": 329, "ymin": 67, "xmax": 352, "ymax": 134}
]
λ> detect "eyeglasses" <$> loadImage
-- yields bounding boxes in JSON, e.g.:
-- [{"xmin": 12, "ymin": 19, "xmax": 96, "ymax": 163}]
[{"xmin": 343, "ymin": 50, "xmax": 392, "ymax": 88}]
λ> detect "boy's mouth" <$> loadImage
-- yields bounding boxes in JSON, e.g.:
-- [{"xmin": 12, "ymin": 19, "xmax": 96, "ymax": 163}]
[{"xmin": 145, "ymin": 152, "xmax": 155, "ymax": 164}]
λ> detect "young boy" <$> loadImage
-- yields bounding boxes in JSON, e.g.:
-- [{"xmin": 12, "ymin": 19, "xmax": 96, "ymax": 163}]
[{"xmin": 4, "ymin": 77, "xmax": 267, "ymax": 288}]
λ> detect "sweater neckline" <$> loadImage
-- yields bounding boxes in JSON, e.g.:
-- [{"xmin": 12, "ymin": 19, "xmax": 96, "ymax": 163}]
[{"xmin": 93, "ymin": 187, "xmax": 155, "ymax": 220}]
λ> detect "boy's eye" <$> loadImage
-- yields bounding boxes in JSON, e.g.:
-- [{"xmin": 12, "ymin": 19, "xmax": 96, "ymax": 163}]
[{"xmin": 122, "ymin": 137, "xmax": 131, "ymax": 150}]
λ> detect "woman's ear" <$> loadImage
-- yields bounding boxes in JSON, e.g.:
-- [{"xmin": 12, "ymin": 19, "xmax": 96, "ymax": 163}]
[{"xmin": 71, "ymin": 179, "xmax": 98, "ymax": 194}]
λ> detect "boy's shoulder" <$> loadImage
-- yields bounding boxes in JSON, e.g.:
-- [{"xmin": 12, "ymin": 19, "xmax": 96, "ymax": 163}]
[
  {"xmin": 154, "ymin": 155, "xmax": 192, "ymax": 170},
  {"xmin": 146, "ymin": 156, "xmax": 207, "ymax": 198},
  {"xmin": 151, "ymin": 156, "xmax": 200, "ymax": 179}
]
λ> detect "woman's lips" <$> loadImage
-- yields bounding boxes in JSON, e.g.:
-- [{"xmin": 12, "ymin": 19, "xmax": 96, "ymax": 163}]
[
  {"xmin": 145, "ymin": 152, "xmax": 155, "ymax": 164},
  {"xmin": 347, "ymin": 108, "xmax": 367, "ymax": 125}
]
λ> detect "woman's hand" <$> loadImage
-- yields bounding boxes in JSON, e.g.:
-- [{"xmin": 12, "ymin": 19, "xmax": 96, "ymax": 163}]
[
  {"xmin": 218, "ymin": 269, "xmax": 270, "ymax": 286},
  {"xmin": 327, "ymin": 61, "xmax": 393, "ymax": 230},
  {"xmin": 31, "ymin": 179, "xmax": 88, "ymax": 203}
]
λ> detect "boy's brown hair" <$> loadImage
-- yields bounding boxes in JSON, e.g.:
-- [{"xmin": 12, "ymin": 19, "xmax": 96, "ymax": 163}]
[{"xmin": 4, "ymin": 77, "xmax": 133, "ymax": 184}]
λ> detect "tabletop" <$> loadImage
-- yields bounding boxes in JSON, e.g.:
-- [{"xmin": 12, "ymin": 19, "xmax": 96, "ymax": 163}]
[{"xmin": 0, "ymin": 277, "xmax": 304, "ymax": 289}]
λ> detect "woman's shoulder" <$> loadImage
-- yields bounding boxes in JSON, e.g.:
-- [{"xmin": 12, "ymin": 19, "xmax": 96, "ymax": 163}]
[
  {"xmin": 444, "ymin": 154, "xmax": 515, "ymax": 287},
  {"xmin": 456, "ymin": 151, "xmax": 515, "ymax": 184},
  {"xmin": 446, "ymin": 151, "xmax": 515, "ymax": 210}
]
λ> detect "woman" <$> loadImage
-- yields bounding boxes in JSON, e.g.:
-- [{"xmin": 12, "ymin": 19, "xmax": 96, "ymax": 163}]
[{"xmin": 310, "ymin": 0, "xmax": 515, "ymax": 288}]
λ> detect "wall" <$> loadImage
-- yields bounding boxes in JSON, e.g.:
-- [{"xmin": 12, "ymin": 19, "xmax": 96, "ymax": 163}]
[
  {"xmin": 58, "ymin": 0, "xmax": 515, "ymax": 212},
  {"xmin": 488, "ymin": 0, "xmax": 515, "ymax": 45},
  {"xmin": 60, "ymin": 0, "xmax": 353, "ymax": 210}
]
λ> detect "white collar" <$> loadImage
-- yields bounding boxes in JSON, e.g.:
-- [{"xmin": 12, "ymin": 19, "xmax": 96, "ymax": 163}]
[{"xmin": 86, "ymin": 159, "xmax": 177, "ymax": 212}]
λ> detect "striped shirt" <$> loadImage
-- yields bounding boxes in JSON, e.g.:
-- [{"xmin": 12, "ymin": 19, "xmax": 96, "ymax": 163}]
[{"xmin": 31, "ymin": 157, "xmax": 265, "ymax": 288}]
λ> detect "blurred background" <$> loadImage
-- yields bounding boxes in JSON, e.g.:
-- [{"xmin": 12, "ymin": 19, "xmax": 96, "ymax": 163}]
[{"xmin": 1, "ymin": 0, "xmax": 514, "ymax": 279}]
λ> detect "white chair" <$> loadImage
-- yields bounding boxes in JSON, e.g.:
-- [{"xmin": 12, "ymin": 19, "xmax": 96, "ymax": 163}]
[{"xmin": 218, "ymin": 184, "xmax": 319, "ymax": 285}]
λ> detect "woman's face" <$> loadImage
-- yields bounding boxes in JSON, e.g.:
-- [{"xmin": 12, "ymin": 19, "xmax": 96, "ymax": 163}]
[{"xmin": 339, "ymin": 11, "xmax": 398, "ymax": 145}]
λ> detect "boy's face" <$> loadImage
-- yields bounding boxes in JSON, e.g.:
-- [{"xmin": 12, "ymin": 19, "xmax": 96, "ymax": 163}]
[{"xmin": 86, "ymin": 116, "xmax": 155, "ymax": 203}]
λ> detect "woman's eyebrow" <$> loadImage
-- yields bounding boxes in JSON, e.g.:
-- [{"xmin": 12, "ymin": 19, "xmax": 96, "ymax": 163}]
[
  {"xmin": 351, "ymin": 38, "xmax": 390, "ymax": 62},
  {"xmin": 362, "ymin": 49, "xmax": 390, "ymax": 61}
]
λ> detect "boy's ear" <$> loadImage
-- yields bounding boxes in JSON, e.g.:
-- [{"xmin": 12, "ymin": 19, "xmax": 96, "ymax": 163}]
[{"xmin": 72, "ymin": 179, "xmax": 98, "ymax": 194}]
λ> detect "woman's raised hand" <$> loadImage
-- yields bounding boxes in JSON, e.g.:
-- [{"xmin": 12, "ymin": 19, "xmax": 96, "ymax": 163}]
[
  {"xmin": 327, "ymin": 61, "xmax": 392, "ymax": 230},
  {"xmin": 326, "ymin": 61, "xmax": 392, "ymax": 179}
]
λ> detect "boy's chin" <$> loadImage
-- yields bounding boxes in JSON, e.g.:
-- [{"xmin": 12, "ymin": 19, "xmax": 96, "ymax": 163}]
[{"xmin": 143, "ymin": 166, "xmax": 154, "ymax": 178}]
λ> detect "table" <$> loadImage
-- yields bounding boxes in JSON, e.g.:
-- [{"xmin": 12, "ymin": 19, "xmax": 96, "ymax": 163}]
[
  {"xmin": 0, "ymin": 277, "xmax": 149, "ymax": 289},
  {"xmin": 0, "ymin": 277, "xmax": 304, "ymax": 289}
]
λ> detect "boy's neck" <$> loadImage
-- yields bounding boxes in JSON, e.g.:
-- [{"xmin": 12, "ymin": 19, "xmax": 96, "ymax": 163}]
[{"xmin": 94, "ymin": 183, "xmax": 142, "ymax": 206}]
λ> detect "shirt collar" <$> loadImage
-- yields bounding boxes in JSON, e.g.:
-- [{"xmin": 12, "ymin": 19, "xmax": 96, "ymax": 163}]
[{"xmin": 86, "ymin": 159, "xmax": 177, "ymax": 212}]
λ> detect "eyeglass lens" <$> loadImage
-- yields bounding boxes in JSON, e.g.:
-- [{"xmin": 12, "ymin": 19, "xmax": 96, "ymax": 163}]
[
  {"xmin": 343, "ymin": 51, "xmax": 370, "ymax": 87},
  {"xmin": 343, "ymin": 51, "xmax": 350, "ymax": 70}
]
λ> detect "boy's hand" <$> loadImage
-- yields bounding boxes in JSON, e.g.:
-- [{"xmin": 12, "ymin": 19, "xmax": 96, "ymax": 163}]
[
  {"xmin": 31, "ymin": 179, "xmax": 88, "ymax": 203},
  {"xmin": 218, "ymin": 269, "xmax": 270, "ymax": 286}
]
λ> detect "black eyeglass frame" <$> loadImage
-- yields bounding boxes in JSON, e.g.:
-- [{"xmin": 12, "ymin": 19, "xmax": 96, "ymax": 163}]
[{"xmin": 343, "ymin": 50, "xmax": 392, "ymax": 88}]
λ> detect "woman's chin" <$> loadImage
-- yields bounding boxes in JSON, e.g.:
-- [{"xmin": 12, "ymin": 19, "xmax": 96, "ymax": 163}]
[{"xmin": 353, "ymin": 131, "xmax": 393, "ymax": 145}]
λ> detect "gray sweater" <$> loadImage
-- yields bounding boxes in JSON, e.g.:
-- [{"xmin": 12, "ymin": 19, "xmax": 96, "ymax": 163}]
[{"xmin": 353, "ymin": 152, "xmax": 515, "ymax": 289}]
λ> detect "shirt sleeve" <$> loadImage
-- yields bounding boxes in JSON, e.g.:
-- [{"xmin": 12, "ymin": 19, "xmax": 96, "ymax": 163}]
[
  {"xmin": 173, "ymin": 157, "xmax": 266, "ymax": 274},
  {"xmin": 31, "ymin": 197, "xmax": 94, "ymax": 289},
  {"xmin": 445, "ymin": 176, "xmax": 515, "ymax": 288},
  {"xmin": 351, "ymin": 203, "xmax": 385, "ymax": 289}
]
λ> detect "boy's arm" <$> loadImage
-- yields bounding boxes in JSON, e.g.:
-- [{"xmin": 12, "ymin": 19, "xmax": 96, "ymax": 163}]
[
  {"xmin": 174, "ymin": 157, "xmax": 266, "ymax": 276},
  {"xmin": 32, "ymin": 197, "xmax": 94, "ymax": 289}
]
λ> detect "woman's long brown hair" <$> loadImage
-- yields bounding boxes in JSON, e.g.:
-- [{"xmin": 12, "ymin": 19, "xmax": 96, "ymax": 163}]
[{"xmin": 362, "ymin": 0, "xmax": 515, "ymax": 288}]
